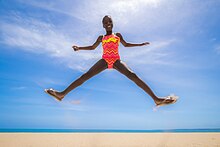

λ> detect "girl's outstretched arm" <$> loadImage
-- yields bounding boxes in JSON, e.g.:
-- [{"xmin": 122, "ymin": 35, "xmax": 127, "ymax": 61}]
[
  {"xmin": 116, "ymin": 33, "xmax": 150, "ymax": 47},
  {"xmin": 72, "ymin": 35, "xmax": 103, "ymax": 51}
]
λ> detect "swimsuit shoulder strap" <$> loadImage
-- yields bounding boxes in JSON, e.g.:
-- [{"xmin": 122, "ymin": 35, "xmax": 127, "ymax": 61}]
[{"xmin": 101, "ymin": 35, "xmax": 105, "ymax": 41}]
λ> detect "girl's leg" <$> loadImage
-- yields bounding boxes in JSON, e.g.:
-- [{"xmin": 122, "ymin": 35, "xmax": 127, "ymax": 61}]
[
  {"xmin": 47, "ymin": 59, "xmax": 108, "ymax": 100},
  {"xmin": 62, "ymin": 59, "xmax": 108, "ymax": 95},
  {"xmin": 113, "ymin": 60, "xmax": 175, "ymax": 105},
  {"xmin": 113, "ymin": 60, "xmax": 158, "ymax": 101}
]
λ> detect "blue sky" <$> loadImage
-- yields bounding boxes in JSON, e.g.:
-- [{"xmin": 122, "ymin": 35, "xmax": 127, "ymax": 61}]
[{"xmin": 0, "ymin": 0, "xmax": 220, "ymax": 130}]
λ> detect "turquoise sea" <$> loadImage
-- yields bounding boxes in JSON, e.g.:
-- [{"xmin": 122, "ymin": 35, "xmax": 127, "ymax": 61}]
[{"xmin": 0, "ymin": 129, "xmax": 220, "ymax": 133}]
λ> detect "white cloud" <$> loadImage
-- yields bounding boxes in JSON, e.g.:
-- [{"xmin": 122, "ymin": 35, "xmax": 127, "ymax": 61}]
[
  {"xmin": 17, "ymin": 0, "xmax": 174, "ymax": 34},
  {"xmin": 69, "ymin": 100, "xmax": 81, "ymax": 105},
  {"xmin": 0, "ymin": 15, "xmax": 101, "ymax": 71},
  {"xmin": 70, "ymin": 0, "xmax": 161, "ymax": 25},
  {"xmin": 11, "ymin": 86, "xmax": 27, "ymax": 90},
  {"xmin": 1, "ymin": 11, "xmax": 176, "ymax": 71},
  {"xmin": 1, "ymin": 16, "xmax": 67, "ymax": 52},
  {"xmin": 121, "ymin": 39, "xmax": 177, "ymax": 65},
  {"xmin": 214, "ymin": 45, "xmax": 220, "ymax": 55},
  {"xmin": 1, "ymin": 0, "xmax": 213, "ymax": 71}
]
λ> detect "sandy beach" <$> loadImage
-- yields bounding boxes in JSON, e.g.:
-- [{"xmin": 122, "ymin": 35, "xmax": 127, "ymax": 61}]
[{"xmin": 0, "ymin": 133, "xmax": 220, "ymax": 147}]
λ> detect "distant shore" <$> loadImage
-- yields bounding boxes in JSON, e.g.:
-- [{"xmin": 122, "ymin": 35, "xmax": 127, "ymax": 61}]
[
  {"xmin": 1, "ymin": 128, "xmax": 220, "ymax": 133},
  {"xmin": 1, "ymin": 133, "xmax": 220, "ymax": 147}
]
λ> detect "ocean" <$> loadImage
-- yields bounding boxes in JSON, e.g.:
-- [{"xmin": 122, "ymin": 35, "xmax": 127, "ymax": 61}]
[{"xmin": 0, "ymin": 128, "xmax": 220, "ymax": 133}]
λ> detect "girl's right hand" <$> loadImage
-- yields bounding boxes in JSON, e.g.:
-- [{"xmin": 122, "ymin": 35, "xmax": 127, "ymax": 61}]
[
  {"xmin": 141, "ymin": 42, "xmax": 150, "ymax": 46},
  {"xmin": 72, "ymin": 45, "xmax": 79, "ymax": 51}
]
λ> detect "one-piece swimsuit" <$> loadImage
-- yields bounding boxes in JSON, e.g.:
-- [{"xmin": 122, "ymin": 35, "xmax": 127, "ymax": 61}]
[{"xmin": 102, "ymin": 33, "xmax": 120, "ymax": 68}]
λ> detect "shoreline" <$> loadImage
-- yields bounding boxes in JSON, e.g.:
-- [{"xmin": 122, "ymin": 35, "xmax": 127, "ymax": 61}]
[
  {"xmin": 1, "ymin": 133, "xmax": 220, "ymax": 147},
  {"xmin": 1, "ymin": 128, "xmax": 220, "ymax": 133}
]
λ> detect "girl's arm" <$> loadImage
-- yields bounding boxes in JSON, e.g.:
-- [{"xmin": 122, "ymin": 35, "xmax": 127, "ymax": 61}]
[
  {"xmin": 72, "ymin": 35, "xmax": 103, "ymax": 51},
  {"xmin": 116, "ymin": 33, "xmax": 150, "ymax": 47}
]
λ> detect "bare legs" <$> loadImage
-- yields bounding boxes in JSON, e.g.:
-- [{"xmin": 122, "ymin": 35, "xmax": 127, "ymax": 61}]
[
  {"xmin": 46, "ymin": 59, "xmax": 107, "ymax": 101},
  {"xmin": 113, "ymin": 60, "xmax": 158, "ymax": 100},
  {"xmin": 46, "ymin": 59, "xmax": 176, "ymax": 105},
  {"xmin": 113, "ymin": 60, "xmax": 176, "ymax": 105},
  {"xmin": 61, "ymin": 59, "xmax": 107, "ymax": 96}
]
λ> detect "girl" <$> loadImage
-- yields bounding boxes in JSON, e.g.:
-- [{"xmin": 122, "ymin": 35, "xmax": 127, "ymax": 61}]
[{"xmin": 45, "ymin": 15, "xmax": 178, "ymax": 107}]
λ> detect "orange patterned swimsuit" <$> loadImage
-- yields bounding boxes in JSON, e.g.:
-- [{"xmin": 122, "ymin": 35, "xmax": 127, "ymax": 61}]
[{"xmin": 102, "ymin": 34, "xmax": 120, "ymax": 69}]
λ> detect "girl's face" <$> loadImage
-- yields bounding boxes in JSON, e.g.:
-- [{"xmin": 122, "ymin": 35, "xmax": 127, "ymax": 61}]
[{"xmin": 103, "ymin": 17, "xmax": 113, "ymax": 31}]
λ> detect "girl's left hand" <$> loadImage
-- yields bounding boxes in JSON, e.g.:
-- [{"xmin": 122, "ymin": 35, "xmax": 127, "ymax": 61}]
[
  {"xmin": 72, "ymin": 45, "xmax": 80, "ymax": 51},
  {"xmin": 141, "ymin": 42, "xmax": 150, "ymax": 46}
]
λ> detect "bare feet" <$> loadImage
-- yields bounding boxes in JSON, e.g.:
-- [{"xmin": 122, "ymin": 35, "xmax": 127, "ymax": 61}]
[
  {"xmin": 154, "ymin": 95, "xmax": 178, "ymax": 107},
  {"xmin": 44, "ymin": 88, "xmax": 64, "ymax": 101}
]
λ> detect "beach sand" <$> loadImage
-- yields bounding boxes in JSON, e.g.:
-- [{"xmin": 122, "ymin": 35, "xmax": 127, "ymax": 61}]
[{"xmin": 1, "ymin": 133, "xmax": 220, "ymax": 147}]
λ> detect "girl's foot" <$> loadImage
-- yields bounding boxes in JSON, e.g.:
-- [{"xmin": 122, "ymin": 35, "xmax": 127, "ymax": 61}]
[
  {"xmin": 155, "ymin": 95, "xmax": 178, "ymax": 107},
  {"xmin": 44, "ymin": 88, "xmax": 64, "ymax": 101}
]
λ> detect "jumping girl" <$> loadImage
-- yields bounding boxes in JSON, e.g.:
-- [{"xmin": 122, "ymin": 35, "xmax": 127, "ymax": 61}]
[{"xmin": 45, "ymin": 15, "xmax": 178, "ymax": 107}]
